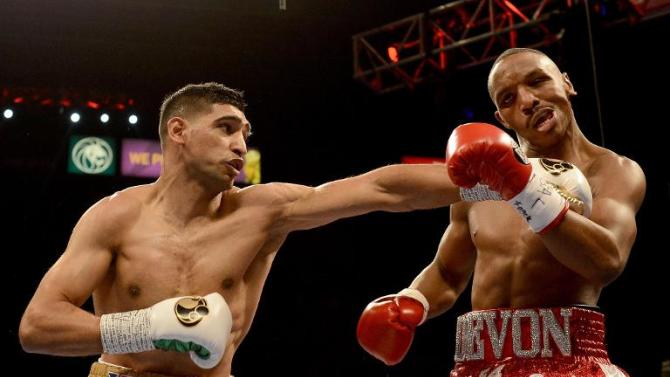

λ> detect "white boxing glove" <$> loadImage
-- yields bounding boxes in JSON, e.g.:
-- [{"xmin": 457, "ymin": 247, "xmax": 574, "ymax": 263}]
[
  {"xmin": 460, "ymin": 157, "xmax": 592, "ymax": 232},
  {"xmin": 529, "ymin": 158, "xmax": 592, "ymax": 218},
  {"xmin": 100, "ymin": 292, "xmax": 232, "ymax": 369}
]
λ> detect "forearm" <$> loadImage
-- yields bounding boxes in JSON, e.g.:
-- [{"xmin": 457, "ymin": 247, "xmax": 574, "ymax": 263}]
[
  {"xmin": 542, "ymin": 211, "xmax": 625, "ymax": 285},
  {"xmin": 280, "ymin": 164, "xmax": 460, "ymax": 232},
  {"xmin": 371, "ymin": 164, "xmax": 461, "ymax": 211},
  {"xmin": 19, "ymin": 301, "xmax": 102, "ymax": 356},
  {"xmin": 409, "ymin": 262, "xmax": 462, "ymax": 319}
]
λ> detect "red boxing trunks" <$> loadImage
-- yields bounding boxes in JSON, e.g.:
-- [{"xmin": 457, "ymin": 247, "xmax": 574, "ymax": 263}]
[{"xmin": 450, "ymin": 307, "xmax": 628, "ymax": 377}]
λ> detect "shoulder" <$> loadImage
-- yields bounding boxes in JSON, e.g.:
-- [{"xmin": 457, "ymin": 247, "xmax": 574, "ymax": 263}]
[
  {"xmin": 78, "ymin": 185, "xmax": 147, "ymax": 234},
  {"xmin": 589, "ymin": 149, "xmax": 646, "ymax": 210},
  {"xmin": 232, "ymin": 182, "xmax": 313, "ymax": 207}
]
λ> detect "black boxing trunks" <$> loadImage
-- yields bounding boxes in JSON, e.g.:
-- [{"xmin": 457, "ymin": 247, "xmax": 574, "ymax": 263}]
[{"xmin": 450, "ymin": 307, "xmax": 629, "ymax": 377}]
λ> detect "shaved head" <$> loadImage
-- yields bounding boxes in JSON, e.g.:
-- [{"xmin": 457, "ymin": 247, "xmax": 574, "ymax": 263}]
[{"xmin": 487, "ymin": 48, "xmax": 558, "ymax": 101}]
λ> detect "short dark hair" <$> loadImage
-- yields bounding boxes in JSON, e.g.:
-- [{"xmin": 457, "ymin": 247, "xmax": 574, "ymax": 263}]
[
  {"xmin": 158, "ymin": 82, "xmax": 247, "ymax": 147},
  {"xmin": 487, "ymin": 48, "xmax": 551, "ymax": 100}
]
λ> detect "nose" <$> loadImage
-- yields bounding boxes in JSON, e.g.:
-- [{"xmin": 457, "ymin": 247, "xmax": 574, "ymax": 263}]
[
  {"xmin": 230, "ymin": 132, "xmax": 248, "ymax": 157},
  {"xmin": 518, "ymin": 86, "xmax": 539, "ymax": 116}
]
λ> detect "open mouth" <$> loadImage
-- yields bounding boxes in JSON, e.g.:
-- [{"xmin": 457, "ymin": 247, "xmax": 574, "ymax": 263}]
[{"xmin": 532, "ymin": 109, "xmax": 554, "ymax": 130}]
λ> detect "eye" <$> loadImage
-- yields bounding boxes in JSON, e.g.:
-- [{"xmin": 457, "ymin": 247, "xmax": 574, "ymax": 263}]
[
  {"xmin": 218, "ymin": 124, "xmax": 231, "ymax": 133},
  {"xmin": 499, "ymin": 93, "xmax": 514, "ymax": 107},
  {"xmin": 530, "ymin": 76, "xmax": 547, "ymax": 86}
]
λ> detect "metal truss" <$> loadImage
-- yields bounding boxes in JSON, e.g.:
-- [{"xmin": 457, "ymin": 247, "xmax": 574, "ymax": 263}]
[{"xmin": 353, "ymin": 0, "xmax": 567, "ymax": 93}]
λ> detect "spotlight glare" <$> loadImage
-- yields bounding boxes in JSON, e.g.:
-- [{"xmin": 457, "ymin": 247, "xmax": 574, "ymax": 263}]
[
  {"xmin": 70, "ymin": 112, "xmax": 81, "ymax": 123},
  {"xmin": 3, "ymin": 109, "xmax": 13, "ymax": 119},
  {"xmin": 100, "ymin": 113, "xmax": 110, "ymax": 123},
  {"xmin": 128, "ymin": 114, "xmax": 138, "ymax": 125},
  {"xmin": 387, "ymin": 46, "xmax": 399, "ymax": 63}
]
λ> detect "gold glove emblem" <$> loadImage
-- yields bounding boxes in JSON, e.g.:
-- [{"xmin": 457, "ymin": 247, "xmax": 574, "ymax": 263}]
[
  {"xmin": 539, "ymin": 158, "xmax": 573, "ymax": 176},
  {"xmin": 174, "ymin": 296, "xmax": 210, "ymax": 326}
]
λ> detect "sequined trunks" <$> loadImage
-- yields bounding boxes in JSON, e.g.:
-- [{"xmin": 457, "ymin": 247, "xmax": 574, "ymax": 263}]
[{"xmin": 450, "ymin": 307, "xmax": 629, "ymax": 377}]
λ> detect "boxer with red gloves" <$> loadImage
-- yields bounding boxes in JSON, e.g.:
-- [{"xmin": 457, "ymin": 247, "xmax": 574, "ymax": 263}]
[{"xmin": 357, "ymin": 48, "xmax": 646, "ymax": 377}]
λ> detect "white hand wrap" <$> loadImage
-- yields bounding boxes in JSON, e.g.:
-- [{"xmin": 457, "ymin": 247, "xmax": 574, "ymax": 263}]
[{"xmin": 100, "ymin": 308, "xmax": 154, "ymax": 354}]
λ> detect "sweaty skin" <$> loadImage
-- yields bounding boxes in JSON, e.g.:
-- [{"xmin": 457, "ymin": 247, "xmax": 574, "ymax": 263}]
[
  {"xmin": 20, "ymin": 102, "xmax": 459, "ymax": 376},
  {"xmin": 412, "ymin": 51, "xmax": 645, "ymax": 317}
]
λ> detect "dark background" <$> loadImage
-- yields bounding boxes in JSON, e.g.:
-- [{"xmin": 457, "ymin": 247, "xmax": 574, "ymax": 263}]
[{"xmin": 2, "ymin": 1, "xmax": 668, "ymax": 376}]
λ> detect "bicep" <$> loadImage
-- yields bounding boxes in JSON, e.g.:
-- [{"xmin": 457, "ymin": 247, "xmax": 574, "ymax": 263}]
[
  {"xmin": 588, "ymin": 197, "xmax": 639, "ymax": 265},
  {"xmin": 413, "ymin": 204, "xmax": 476, "ymax": 299},
  {"xmin": 588, "ymin": 161, "xmax": 646, "ymax": 262},
  {"xmin": 30, "ymin": 204, "xmax": 115, "ymax": 308},
  {"xmin": 433, "ymin": 205, "xmax": 477, "ymax": 291}
]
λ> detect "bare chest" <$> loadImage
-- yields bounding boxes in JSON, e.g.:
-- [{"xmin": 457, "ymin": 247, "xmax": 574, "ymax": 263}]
[
  {"xmin": 466, "ymin": 201, "xmax": 589, "ymax": 307},
  {"xmin": 467, "ymin": 201, "xmax": 541, "ymax": 255},
  {"xmin": 109, "ymin": 209, "xmax": 275, "ymax": 301}
]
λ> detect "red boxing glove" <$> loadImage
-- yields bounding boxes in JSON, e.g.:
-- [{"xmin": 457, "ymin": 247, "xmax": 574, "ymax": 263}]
[
  {"xmin": 356, "ymin": 288, "xmax": 429, "ymax": 365},
  {"xmin": 446, "ymin": 123, "xmax": 569, "ymax": 234}
]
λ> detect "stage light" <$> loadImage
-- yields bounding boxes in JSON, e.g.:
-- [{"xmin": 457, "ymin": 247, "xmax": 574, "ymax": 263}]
[
  {"xmin": 100, "ymin": 113, "xmax": 110, "ymax": 123},
  {"xmin": 70, "ymin": 112, "xmax": 81, "ymax": 123},
  {"xmin": 128, "ymin": 114, "xmax": 138, "ymax": 125},
  {"xmin": 3, "ymin": 108, "xmax": 13, "ymax": 119},
  {"xmin": 387, "ymin": 46, "xmax": 399, "ymax": 63}
]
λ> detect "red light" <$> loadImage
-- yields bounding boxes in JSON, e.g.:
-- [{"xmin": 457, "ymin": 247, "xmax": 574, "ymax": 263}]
[
  {"xmin": 387, "ymin": 46, "xmax": 399, "ymax": 63},
  {"xmin": 115, "ymin": 103, "xmax": 126, "ymax": 111},
  {"xmin": 13, "ymin": 97, "xmax": 24, "ymax": 104},
  {"xmin": 503, "ymin": 0, "xmax": 529, "ymax": 21},
  {"xmin": 87, "ymin": 101, "xmax": 100, "ymax": 109},
  {"xmin": 40, "ymin": 98, "xmax": 54, "ymax": 106},
  {"xmin": 60, "ymin": 99, "xmax": 72, "ymax": 107}
]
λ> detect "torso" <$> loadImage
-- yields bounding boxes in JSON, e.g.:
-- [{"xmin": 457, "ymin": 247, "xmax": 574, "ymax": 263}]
[
  {"xmin": 466, "ymin": 200, "xmax": 599, "ymax": 309},
  {"xmin": 94, "ymin": 184, "xmax": 287, "ymax": 376},
  {"xmin": 464, "ymin": 144, "xmax": 625, "ymax": 310}
]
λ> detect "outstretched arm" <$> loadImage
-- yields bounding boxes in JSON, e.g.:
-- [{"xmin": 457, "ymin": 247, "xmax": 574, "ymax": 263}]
[
  {"xmin": 274, "ymin": 163, "xmax": 460, "ymax": 232},
  {"xmin": 19, "ymin": 196, "xmax": 121, "ymax": 356}
]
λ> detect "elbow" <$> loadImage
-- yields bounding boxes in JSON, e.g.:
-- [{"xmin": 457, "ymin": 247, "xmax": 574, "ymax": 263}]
[
  {"xmin": 19, "ymin": 310, "xmax": 45, "ymax": 354},
  {"xmin": 595, "ymin": 253, "xmax": 626, "ymax": 286}
]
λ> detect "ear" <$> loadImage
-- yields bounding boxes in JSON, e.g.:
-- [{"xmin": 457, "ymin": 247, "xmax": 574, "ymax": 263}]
[
  {"xmin": 167, "ymin": 117, "xmax": 188, "ymax": 145},
  {"xmin": 562, "ymin": 72, "xmax": 577, "ymax": 96},
  {"xmin": 494, "ymin": 111, "xmax": 510, "ymax": 129}
]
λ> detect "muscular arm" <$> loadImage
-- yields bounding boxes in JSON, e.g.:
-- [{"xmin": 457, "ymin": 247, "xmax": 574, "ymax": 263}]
[
  {"xmin": 19, "ymin": 196, "xmax": 126, "ymax": 356},
  {"xmin": 541, "ymin": 158, "xmax": 646, "ymax": 286},
  {"xmin": 408, "ymin": 203, "xmax": 476, "ymax": 319},
  {"xmin": 274, "ymin": 163, "xmax": 460, "ymax": 232}
]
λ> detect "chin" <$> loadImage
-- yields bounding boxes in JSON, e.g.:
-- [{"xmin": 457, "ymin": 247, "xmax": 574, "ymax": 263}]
[{"xmin": 218, "ymin": 179, "xmax": 235, "ymax": 191}]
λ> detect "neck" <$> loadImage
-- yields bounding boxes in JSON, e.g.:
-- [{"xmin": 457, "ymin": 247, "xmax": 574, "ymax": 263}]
[
  {"xmin": 153, "ymin": 168, "xmax": 226, "ymax": 224},
  {"xmin": 520, "ymin": 119, "xmax": 593, "ymax": 163}
]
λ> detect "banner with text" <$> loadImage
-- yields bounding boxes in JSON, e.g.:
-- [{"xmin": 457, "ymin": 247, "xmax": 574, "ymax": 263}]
[{"xmin": 121, "ymin": 139, "xmax": 162, "ymax": 178}]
